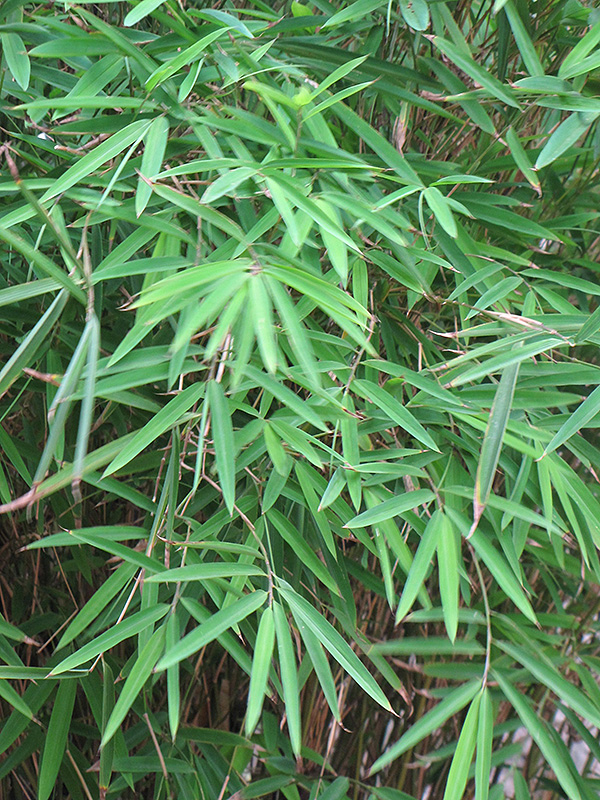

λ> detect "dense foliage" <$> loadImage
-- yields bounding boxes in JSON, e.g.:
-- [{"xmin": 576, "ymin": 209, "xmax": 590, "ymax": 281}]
[{"xmin": 2, "ymin": 0, "xmax": 600, "ymax": 798}]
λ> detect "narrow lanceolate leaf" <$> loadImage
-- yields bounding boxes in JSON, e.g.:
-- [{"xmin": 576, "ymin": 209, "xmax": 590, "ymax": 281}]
[
  {"xmin": 497, "ymin": 640, "xmax": 600, "ymax": 729},
  {"xmin": 273, "ymin": 601, "xmax": 302, "ymax": 756},
  {"xmin": 166, "ymin": 614, "xmax": 180, "ymax": 742},
  {"xmin": 38, "ymin": 680, "xmax": 77, "ymax": 800},
  {"xmin": 475, "ymin": 688, "xmax": 494, "ymax": 800},
  {"xmin": 469, "ymin": 529, "xmax": 536, "ymax": 623},
  {"xmin": 322, "ymin": 0, "xmax": 386, "ymax": 28},
  {"xmin": 156, "ymin": 592, "xmax": 267, "ymax": 671},
  {"xmin": 424, "ymin": 187, "xmax": 457, "ymax": 238},
  {"xmin": 400, "ymin": 0, "xmax": 429, "ymax": 30},
  {"xmin": 494, "ymin": 671, "xmax": 582, "ymax": 800},
  {"xmin": 0, "ymin": 226, "xmax": 85, "ymax": 305},
  {"xmin": 281, "ymin": 587, "xmax": 393, "ymax": 712},
  {"xmin": 101, "ymin": 626, "xmax": 166, "ymax": 747},
  {"xmin": 295, "ymin": 617, "xmax": 341, "ymax": 723},
  {"xmin": 558, "ymin": 18, "xmax": 600, "ymax": 78},
  {"xmin": 245, "ymin": 606, "xmax": 275, "ymax": 737},
  {"xmin": 542, "ymin": 383, "xmax": 600, "ymax": 457},
  {"xmin": 40, "ymin": 119, "xmax": 152, "ymax": 202},
  {"xmin": 145, "ymin": 563, "xmax": 263, "ymax": 583},
  {"xmin": 50, "ymin": 606, "xmax": 169, "ymax": 676},
  {"xmin": 474, "ymin": 359, "xmax": 520, "ymax": 526},
  {"xmin": 535, "ymin": 112, "xmax": 600, "ymax": 170},
  {"xmin": 370, "ymin": 680, "xmax": 481, "ymax": 774},
  {"xmin": 431, "ymin": 36, "xmax": 521, "ymax": 109},
  {"xmin": 505, "ymin": 127, "xmax": 540, "ymax": 192},
  {"xmin": 0, "ymin": 290, "xmax": 68, "ymax": 399},
  {"xmin": 396, "ymin": 509, "xmax": 443, "ymax": 623},
  {"xmin": 2, "ymin": 33, "xmax": 30, "ymax": 90},
  {"xmin": 207, "ymin": 380, "xmax": 236, "ymax": 514},
  {"xmin": 99, "ymin": 662, "xmax": 115, "ymax": 792},
  {"xmin": 345, "ymin": 489, "xmax": 434, "ymax": 528},
  {"xmin": 124, "ymin": 0, "xmax": 165, "ymax": 26},
  {"xmin": 503, "ymin": 1, "xmax": 544, "ymax": 77},
  {"xmin": 353, "ymin": 379, "xmax": 441, "ymax": 452},
  {"xmin": 0, "ymin": 681, "xmax": 33, "ymax": 720},
  {"xmin": 437, "ymin": 513, "xmax": 459, "ymax": 643},
  {"xmin": 136, "ymin": 116, "xmax": 169, "ymax": 216},
  {"xmin": 103, "ymin": 383, "xmax": 204, "ymax": 477},
  {"xmin": 56, "ymin": 563, "xmax": 138, "ymax": 650},
  {"xmin": 443, "ymin": 691, "xmax": 481, "ymax": 800}
]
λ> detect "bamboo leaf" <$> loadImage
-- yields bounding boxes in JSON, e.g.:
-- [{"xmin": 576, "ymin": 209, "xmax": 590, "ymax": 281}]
[
  {"xmin": 50, "ymin": 606, "xmax": 169, "ymax": 676},
  {"xmin": 136, "ymin": 116, "xmax": 169, "ymax": 217},
  {"xmin": 494, "ymin": 670, "xmax": 582, "ymax": 800},
  {"xmin": 101, "ymin": 625, "xmax": 166, "ymax": 746},
  {"xmin": 103, "ymin": 383, "xmax": 204, "ymax": 477},
  {"xmin": 345, "ymin": 490, "xmax": 434, "ymax": 529},
  {"xmin": 475, "ymin": 687, "xmax": 494, "ymax": 800},
  {"xmin": 370, "ymin": 680, "xmax": 481, "ymax": 774},
  {"xmin": 281, "ymin": 586, "xmax": 393, "ymax": 712},
  {"xmin": 443, "ymin": 691, "xmax": 481, "ymax": 800},
  {"xmin": 474, "ymin": 359, "xmax": 520, "ymax": 525},
  {"xmin": 37, "ymin": 680, "xmax": 77, "ymax": 800},
  {"xmin": 207, "ymin": 380, "xmax": 236, "ymax": 514},
  {"xmin": 273, "ymin": 601, "xmax": 302, "ymax": 755},
  {"xmin": 156, "ymin": 592, "xmax": 267, "ymax": 671},
  {"xmin": 437, "ymin": 513, "xmax": 459, "ymax": 643},
  {"xmin": 396, "ymin": 509, "xmax": 443, "ymax": 623},
  {"xmin": 542, "ymin": 383, "xmax": 600, "ymax": 457},
  {"xmin": 245, "ymin": 606, "xmax": 275, "ymax": 737}
]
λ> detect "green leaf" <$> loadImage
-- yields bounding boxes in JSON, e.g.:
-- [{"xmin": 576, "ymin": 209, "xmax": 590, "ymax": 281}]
[
  {"xmin": 400, "ymin": 0, "xmax": 429, "ymax": 30},
  {"xmin": 0, "ymin": 681, "xmax": 33, "ymax": 720},
  {"xmin": 424, "ymin": 187, "xmax": 457, "ymax": 238},
  {"xmin": 542, "ymin": 383, "xmax": 600, "ymax": 457},
  {"xmin": 352, "ymin": 379, "xmax": 441, "ymax": 452},
  {"xmin": 249, "ymin": 274, "xmax": 278, "ymax": 374},
  {"xmin": 103, "ymin": 383, "xmax": 204, "ymax": 477},
  {"xmin": 0, "ymin": 290, "xmax": 68, "ymax": 399},
  {"xmin": 345, "ymin": 490, "xmax": 434, "ymax": 528},
  {"xmin": 431, "ymin": 36, "xmax": 521, "ymax": 109},
  {"xmin": 535, "ymin": 112, "xmax": 599, "ymax": 170},
  {"xmin": 497, "ymin": 640, "xmax": 600, "ymax": 728},
  {"xmin": 145, "ymin": 28, "xmax": 233, "ymax": 90},
  {"xmin": 40, "ymin": 119, "xmax": 152, "ymax": 202},
  {"xmin": 37, "ymin": 680, "xmax": 77, "ymax": 800},
  {"xmin": 469, "ymin": 529, "xmax": 537, "ymax": 624},
  {"xmin": 2, "ymin": 32, "xmax": 30, "ymax": 90},
  {"xmin": 494, "ymin": 671, "xmax": 582, "ymax": 800},
  {"xmin": 145, "ymin": 563, "xmax": 264, "ymax": 583},
  {"xmin": 281, "ymin": 586, "xmax": 393, "ymax": 712},
  {"xmin": 443, "ymin": 691, "xmax": 481, "ymax": 800},
  {"xmin": 370, "ymin": 680, "xmax": 481, "ymax": 774},
  {"xmin": 267, "ymin": 509, "xmax": 341, "ymax": 595},
  {"xmin": 559, "ymin": 18, "xmax": 600, "ymax": 79},
  {"xmin": 475, "ymin": 687, "xmax": 494, "ymax": 800},
  {"xmin": 56, "ymin": 562, "xmax": 138, "ymax": 650},
  {"xmin": 136, "ymin": 116, "xmax": 169, "ymax": 217},
  {"xmin": 50, "ymin": 606, "xmax": 169, "ymax": 676},
  {"xmin": 437, "ymin": 513, "xmax": 459, "ymax": 643},
  {"xmin": 156, "ymin": 591, "xmax": 267, "ymax": 671},
  {"xmin": 207, "ymin": 380, "xmax": 236, "ymax": 514},
  {"xmin": 474, "ymin": 359, "xmax": 520, "ymax": 525},
  {"xmin": 273, "ymin": 601, "xmax": 302, "ymax": 756},
  {"xmin": 323, "ymin": 0, "xmax": 385, "ymax": 28},
  {"xmin": 101, "ymin": 625, "xmax": 166, "ymax": 746},
  {"xmin": 245, "ymin": 605, "xmax": 275, "ymax": 737},
  {"xmin": 395, "ymin": 509, "xmax": 443, "ymax": 623},
  {"xmin": 124, "ymin": 0, "xmax": 165, "ymax": 26},
  {"xmin": 503, "ymin": 1, "xmax": 543, "ymax": 77}
]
